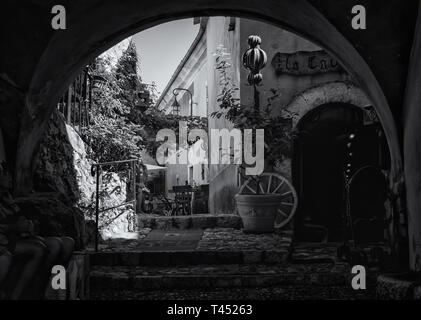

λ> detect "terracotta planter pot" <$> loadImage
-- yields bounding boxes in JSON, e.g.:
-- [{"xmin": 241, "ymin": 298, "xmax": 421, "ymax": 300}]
[{"xmin": 235, "ymin": 193, "xmax": 283, "ymax": 233}]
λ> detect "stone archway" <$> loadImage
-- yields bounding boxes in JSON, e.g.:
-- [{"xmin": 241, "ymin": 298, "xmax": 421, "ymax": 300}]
[
  {"xmin": 287, "ymin": 82, "xmax": 392, "ymax": 242},
  {"xmin": 291, "ymin": 101, "xmax": 389, "ymax": 243},
  {"xmin": 12, "ymin": 0, "xmax": 403, "ymax": 195},
  {"xmin": 286, "ymin": 81, "xmax": 372, "ymax": 129}
]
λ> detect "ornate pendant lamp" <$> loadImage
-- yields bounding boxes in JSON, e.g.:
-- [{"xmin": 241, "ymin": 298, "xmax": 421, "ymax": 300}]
[
  {"xmin": 242, "ymin": 35, "xmax": 267, "ymax": 86},
  {"xmin": 242, "ymin": 35, "xmax": 267, "ymax": 109}
]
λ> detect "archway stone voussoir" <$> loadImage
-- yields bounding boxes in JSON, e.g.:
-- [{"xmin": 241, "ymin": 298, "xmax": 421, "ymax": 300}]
[{"xmin": 288, "ymin": 81, "xmax": 373, "ymax": 129}]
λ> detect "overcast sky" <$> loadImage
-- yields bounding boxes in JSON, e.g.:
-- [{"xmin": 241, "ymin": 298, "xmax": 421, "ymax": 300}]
[{"xmin": 133, "ymin": 18, "xmax": 200, "ymax": 94}]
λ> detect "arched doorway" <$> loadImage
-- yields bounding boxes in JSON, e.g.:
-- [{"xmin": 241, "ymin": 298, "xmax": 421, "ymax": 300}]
[{"xmin": 293, "ymin": 102, "xmax": 390, "ymax": 242}]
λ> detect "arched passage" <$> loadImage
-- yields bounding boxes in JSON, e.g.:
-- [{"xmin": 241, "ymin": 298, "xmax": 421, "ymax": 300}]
[{"xmin": 16, "ymin": 0, "xmax": 403, "ymax": 196}]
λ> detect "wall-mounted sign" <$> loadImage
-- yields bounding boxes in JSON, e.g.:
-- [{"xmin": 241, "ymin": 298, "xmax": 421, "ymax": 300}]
[{"xmin": 271, "ymin": 50, "xmax": 343, "ymax": 75}]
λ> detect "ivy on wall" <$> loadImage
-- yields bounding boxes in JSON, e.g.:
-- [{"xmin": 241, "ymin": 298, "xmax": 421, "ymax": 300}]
[{"xmin": 82, "ymin": 41, "xmax": 207, "ymax": 168}]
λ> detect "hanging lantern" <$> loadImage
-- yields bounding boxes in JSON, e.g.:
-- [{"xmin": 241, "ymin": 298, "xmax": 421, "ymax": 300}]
[
  {"xmin": 171, "ymin": 96, "xmax": 181, "ymax": 115},
  {"xmin": 242, "ymin": 35, "xmax": 267, "ymax": 85}
]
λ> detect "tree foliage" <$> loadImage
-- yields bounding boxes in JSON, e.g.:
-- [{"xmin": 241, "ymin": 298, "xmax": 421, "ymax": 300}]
[
  {"xmin": 83, "ymin": 40, "xmax": 208, "ymax": 167},
  {"xmin": 82, "ymin": 48, "xmax": 145, "ymax": 165}
]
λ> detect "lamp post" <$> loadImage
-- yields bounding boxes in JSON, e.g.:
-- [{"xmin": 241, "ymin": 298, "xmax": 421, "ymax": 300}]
[{"xmin": 172, "ymin": 87, "xmax": 194, "ymax": 119}]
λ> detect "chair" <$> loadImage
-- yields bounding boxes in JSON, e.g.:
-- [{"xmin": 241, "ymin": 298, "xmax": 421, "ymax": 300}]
[{"xmin": 172, "ymin": 185, "xmax": 194, "ymax": 215}]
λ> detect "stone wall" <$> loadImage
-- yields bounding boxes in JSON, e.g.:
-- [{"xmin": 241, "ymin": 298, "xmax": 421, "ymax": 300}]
[
  {"xmin": 65, "ymin": 123, "xmax": 96, "ymax": 213},
  {"xmin": 28, "ymin": 111, "xmax": 87, "ymax": 249},
  {"xmin": 15, "ymin": 193, "xmax": 86, "ymax": 250},
  {"xmin": 31, "ymin": 111, "xmax": 136, "ymax": 245},
  {"xmin": 34, "ymin": 111, "xmax": 80, "ymax": 199}
]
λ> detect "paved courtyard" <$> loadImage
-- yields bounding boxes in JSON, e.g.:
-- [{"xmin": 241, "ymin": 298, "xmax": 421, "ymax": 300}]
[{"xmin": 93, "ymin": 228, "xmax": 293, "ymax": 252}]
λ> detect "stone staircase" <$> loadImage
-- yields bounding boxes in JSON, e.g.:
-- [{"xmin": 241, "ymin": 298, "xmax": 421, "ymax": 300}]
[{"xmin": 87, "ymin": 230, "xmax": 384, "ymax": 299}]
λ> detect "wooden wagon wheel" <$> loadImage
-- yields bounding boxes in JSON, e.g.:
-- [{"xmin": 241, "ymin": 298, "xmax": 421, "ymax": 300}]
[{"xmin": 238, "ymin": 172, "xmax": 298, "ymax": 229}]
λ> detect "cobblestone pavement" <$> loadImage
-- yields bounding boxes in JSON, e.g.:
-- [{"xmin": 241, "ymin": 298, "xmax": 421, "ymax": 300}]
[
  {"xmin": 197, "ymin": 228, "xmax": 292, "ymax": 251},
  {"xmin": 91, "ymin": 262, "xmax": 338, "ymax": 276},
  {"xmin": 92, "ymin": 228, "xmax": 293, "ymax": 252},
  {"xmin": 90, "ymin": 285, "xmax": 376, "ymax": 300},
  {"xmin": 91, "ymin": 228, "xmax": 390, "ymax": 267}
]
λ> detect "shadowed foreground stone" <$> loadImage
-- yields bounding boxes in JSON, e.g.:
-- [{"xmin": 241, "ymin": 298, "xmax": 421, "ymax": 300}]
[
  {"xmin": 90, "ymin": 263, "xmax": 355, "ymax": 291},
  {"xmin": 414, "ymin": 285, "xmax": 421, "ymax": 299},
  {"xmin": 376, "ymin": 274, "xmax": 421, "ymax": 300},
  {"xmin": 89, "ymin": 262, "xmax": 382, "ymax": 299},
  {"xmin": 90, "ymin": 285, "xmax": 376, "ymax": 300},
  {"xmin": 15, "ymin": 192, "xmax": 86, "ymax": 249}
]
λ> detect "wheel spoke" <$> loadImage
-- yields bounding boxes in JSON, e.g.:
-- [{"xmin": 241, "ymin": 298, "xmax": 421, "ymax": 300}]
[
  {"xmin": 281, "ymin": 201, "xmax": 294, "ymax": 206},
  {"xmin": 267, "ymin": 175, "xmax": 273, "ymax": 193},
  {"xmin": 259, "ymin": 183, "xmax": 266, "ymax": 194},
  {"xmin": 278, "ymin": 208, "xmax": 288, "ymax": 217},
  {"xmin": 280, "ymin": 191, "xmax": 293, "ymax": 196},
  {"xmin": 245, "ymin": 184, "xmax": 257, "ymax": 194},
  {"xmin": 272, "ymin": 180, "xmax": 285, "ymax": 193}
]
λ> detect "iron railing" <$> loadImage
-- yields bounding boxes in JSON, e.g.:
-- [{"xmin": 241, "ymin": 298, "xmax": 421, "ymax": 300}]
[
  {"xmin": 57, "ymin": 67, "xmax": 93, "ymax": 135},
  {"xmin": 91, "ymin": 159, "xmax": 138, "ymax": 251}
]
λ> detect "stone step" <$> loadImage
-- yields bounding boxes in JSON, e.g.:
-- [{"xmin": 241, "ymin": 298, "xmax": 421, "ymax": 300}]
[
  {"xmin": 90, "ymin": 263, "xmax": 379, "ymax": 292},
  {"xmin": 90, "ymin": 284, "xmax": 376, "ymax": 300},
  {"xmin": 89, "ymin": 249, "xmax": 290, "ymax": 267},
  {"xmin": 137, "ymin": 214, "xmax": 242, "ymax": 230}
]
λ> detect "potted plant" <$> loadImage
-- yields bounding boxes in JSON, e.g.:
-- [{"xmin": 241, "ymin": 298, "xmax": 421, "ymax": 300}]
[{"xmin": 211, "ymin": 39, "xmax": 297, "ymax": 233}]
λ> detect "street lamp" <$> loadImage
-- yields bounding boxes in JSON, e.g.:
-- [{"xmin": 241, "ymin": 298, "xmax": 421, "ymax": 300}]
[
  {"xmin": 171, "ymin": 96, "xmax": 181, "ymax": 115},
  {"xmin": 172, "ymin": 87, "xmax": 194, "ymax": 119}
]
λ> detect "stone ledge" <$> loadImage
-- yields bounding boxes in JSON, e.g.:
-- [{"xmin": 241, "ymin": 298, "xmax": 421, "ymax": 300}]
[
  {"xmin": 137, "ymin": 214, "xmax": 242, "ymax": 230},
  {"xmin": 376, "ymin": 273, "xmax": 421, "ymax": 300}
]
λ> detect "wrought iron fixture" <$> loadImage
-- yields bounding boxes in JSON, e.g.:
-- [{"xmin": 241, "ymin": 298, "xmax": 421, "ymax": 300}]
[
  {"xmin": 171, "ymin": 95, "xmax": 181, "ymax": 115},
  {"xmin": 172, "ymin": 87, "xmax": 194, "ymax": 119},
  {"xmin": 242, "ymin": 35, "xmax": 267, "ymax": 109}
]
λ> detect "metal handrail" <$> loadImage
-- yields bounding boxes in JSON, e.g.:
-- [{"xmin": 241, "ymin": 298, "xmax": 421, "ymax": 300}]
[
  {"xmin": 94, "ymin": 159, "xmax": 139, "ymax": 166},
  {"xmin": 92, "ymin": 158, "xmax": 139, "ymax": 251}
]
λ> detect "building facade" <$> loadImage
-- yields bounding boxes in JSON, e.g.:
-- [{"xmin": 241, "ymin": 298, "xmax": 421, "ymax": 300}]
[
  {"xmin": 156, "ymin": 19, "xmax": 210, "ymax": 195},
  {"xmin": 156, "ymin": 16, "xmax": 389, "ymax": 243}
]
